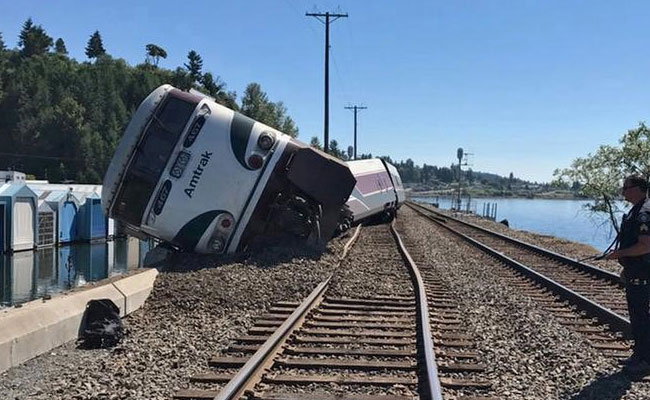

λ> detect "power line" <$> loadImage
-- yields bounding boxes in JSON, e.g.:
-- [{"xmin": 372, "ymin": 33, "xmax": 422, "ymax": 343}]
[
  {"xmin": 330, "ymin": 50, "xmax": 350, "ymax": 108},
  {"xmin": 306, "ymin": 10, "xmax": 348, "ymax": 153},
  {"xmin": 282, "ymin": 0, "xmax": 320, "ymax": 36},
  {"xmin": 344, "ymin": 105, "xmax": 367, "ymax": 160},
  {"xmin": 0, "ymin": 152, "xmax": 79, "ymax": 161}
]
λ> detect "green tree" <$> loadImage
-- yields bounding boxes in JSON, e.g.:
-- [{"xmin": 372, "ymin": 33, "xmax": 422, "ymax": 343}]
[
  {"xmin": 85, "ymin": 30, "xmax": 106, "ymax": 60},
  {"xmin": 328, "ymin": 140, "xmax": 348, "ymax": 160},
  {"xmin": 619, "ymin": 122, "xmax": 650, "ymax": 179},
  {"xmin": 18, "ymin": 18, "xmax": 53, "ymax": 57},
  {"xmin": 556, "ymin": 123, "xmax": 650, "ymax": 234},
  {"xmin": 184, "ymin": 50, "xmax": 203, "ymax": 82},
  {"xmin": 0, "ymin": 33, "xmax": 5, "ymax": 101},
  {"xmin": 555, "ymin": 145, "xmax": 623, "ymax": 233},
  {"xmin": 217, "ymin": 90, "xmax": 239, "ymax": 111},
  {"xmin": 171, "ymin": 67, "xmax": 193, "ymax": 90},
  {"xmin": 241, "ymin": 83, "xmax": 298, "ymax": 137},
  {"xmin": 54, "ymin": 38, "xmax": 67, "ymax": 55},
  {"xmin": 310, "ymin": 136, "xmax": 322, "ymax": 150},
  {"xmin": 200, "ymin": 72, "xmax": 224, "ymax": 98},
  {"xmin": 0, "ymin": 20, "xmax": 300, "ymax": 183},
  {"xmin": 275, "ymin": 102, "xmax": 298, "ymax": 137},
  {"xmin": 241, "ymin": 83, "xmax": 271, "ymax": 120},
  {"xmin": 145, "ymin": 43, "xmax": 167, "ymax": 66}
]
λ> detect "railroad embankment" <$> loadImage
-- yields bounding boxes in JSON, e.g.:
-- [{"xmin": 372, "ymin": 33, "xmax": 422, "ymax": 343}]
[{"xmin": 0, "ymin": 207, "xmax": 642, "ymax": 400}]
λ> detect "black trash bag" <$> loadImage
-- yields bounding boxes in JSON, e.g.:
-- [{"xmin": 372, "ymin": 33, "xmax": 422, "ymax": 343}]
[{"xmin": 78, "ymin": 299, "xmax": 124, "ymax": 349}]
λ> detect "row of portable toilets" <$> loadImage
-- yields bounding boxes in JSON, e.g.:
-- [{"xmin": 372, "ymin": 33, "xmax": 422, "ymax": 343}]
[{"xmin": 0, "ymin": 182, "xmax": 116, "ymax": 254}]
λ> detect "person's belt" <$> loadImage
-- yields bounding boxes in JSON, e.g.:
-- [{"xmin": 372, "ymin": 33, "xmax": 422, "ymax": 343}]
[{"xmin": 628, "ymin": 278, "xmax": 650, "ymax": 286}]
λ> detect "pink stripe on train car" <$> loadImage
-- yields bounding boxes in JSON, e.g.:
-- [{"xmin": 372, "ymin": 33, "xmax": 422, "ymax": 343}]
[{"xmin": 354, "ymin": 171, "xmax": 394, "ymax": 196}]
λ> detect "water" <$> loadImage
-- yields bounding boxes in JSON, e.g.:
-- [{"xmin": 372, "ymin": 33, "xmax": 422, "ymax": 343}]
[
  {"xmin": 412, "ymin": 196, "xmax": 625, "ymax": 251},
  {"xmin": 0, "ymin": 237, "xmax": 153, "ymax": 307}
]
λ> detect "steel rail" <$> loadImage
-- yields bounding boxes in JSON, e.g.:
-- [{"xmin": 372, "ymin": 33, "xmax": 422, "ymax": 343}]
[
  {"xmin": 214, "ymin": 276, "xmax": 331, "ymax": 400},
  {"xmin": 408, "ymin": 203, "xmax": 631, "ymax": 337},
  {"xmin": 390, "ymin": 220, "xmax": 444, "ymax": 400},
  {"xmin": 341, "ymin": 224, "xmax": 363, "ymax": 260},
  {"xmin": 407, "ymin": 201, "xmax": 621, "ymax": 285},
  {"xmin": 214, "ymin": 225, "xmax": 362, "ymax": 400}
]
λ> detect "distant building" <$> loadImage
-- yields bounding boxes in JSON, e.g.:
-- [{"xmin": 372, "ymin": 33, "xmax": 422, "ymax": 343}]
[{"xmin": 0, "ymin": 171, "xmax": 26, "ymax": 183}]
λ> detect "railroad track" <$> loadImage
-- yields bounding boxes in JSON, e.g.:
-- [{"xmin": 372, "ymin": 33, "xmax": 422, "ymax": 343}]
[
  {"xmin": 173, "ymin": 223, "xmax": 496, "ymax": 400},
  {"xmin": 406, "ymin": 201, "xmax": 632, "ymax": 357}
]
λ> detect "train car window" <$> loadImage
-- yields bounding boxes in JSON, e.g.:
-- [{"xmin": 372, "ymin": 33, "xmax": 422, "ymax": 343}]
[
  {"xmin": 157, "ymin": 97, "xmax": 196, "ymax": 134},
  {"xmin": 114, "ymin": 172, "xmax": 157, "ymax": 225},
  {"xmin": 131, "ymin": 122, "xmax": 177, "ymax": 178},
  {"xmin": 131, "ymin": 96, "xmax": 195, "ymax": 181},
  {"xmin": 113, "ymin": 96, "xmax": 196, "ymax": 226}
]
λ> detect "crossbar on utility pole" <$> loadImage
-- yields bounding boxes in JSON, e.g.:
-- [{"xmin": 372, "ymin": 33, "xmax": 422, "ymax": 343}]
[
  {"xmin": 344, "ymin": 105, "xmax": 367, "ymax": 160},
  {"xmin": 306, "ymin": 10, "xmax": 348, "ymax": 154}
]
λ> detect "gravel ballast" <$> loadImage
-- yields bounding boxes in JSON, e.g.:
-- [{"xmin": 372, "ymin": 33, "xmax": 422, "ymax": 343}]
[
  {"xmin": 432, "ymin": 204, "xmax": 622, "ymax": 274},
  {"xmin": 3, "ymin": 205, "xmax": 650, "ymax": 399},
  {"xmin": 0, "ymin": 236, "xmax": 349, "ymax": 400},
  {"xmin": 398, "ymin": 206, "xmax": 650, "ymax": 399}
]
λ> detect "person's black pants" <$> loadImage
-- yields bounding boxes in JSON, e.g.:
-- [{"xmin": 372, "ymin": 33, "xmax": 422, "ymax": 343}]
[{"xmin": 626, "ymin": 283, "xmax": 650, "ymax": 360}]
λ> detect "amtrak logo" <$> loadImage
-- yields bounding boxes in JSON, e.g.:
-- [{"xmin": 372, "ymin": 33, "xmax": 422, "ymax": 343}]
[{"xmin": 184, "ymin": 151, "xmax": 213, "ymax": 198}]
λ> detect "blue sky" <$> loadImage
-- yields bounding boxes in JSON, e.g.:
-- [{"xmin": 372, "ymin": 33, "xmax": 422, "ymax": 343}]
[{"xmin": 2, "ymin": 1, "xmax": 650, "ymax": 182}]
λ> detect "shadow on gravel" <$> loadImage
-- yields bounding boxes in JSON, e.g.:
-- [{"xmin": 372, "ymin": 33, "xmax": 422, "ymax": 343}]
[
  {"xmin": 568, "ymin": 371, "xmax": 631, "ymax": 400},
  {"xmin": 160, "ymin": 239, "xmax": 328, "ymax": 273}
]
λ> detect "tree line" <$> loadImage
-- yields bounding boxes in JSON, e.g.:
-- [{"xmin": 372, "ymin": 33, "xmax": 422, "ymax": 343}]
[
  {"xmin": 0, "ymin": 18, "xmax": 299, "ymax": 183},
  {"xmin": 555, "ymin": 123, "xmax": 650, "ymax": 233}
]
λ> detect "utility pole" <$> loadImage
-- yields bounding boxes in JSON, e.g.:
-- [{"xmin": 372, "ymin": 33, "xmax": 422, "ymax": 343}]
[
  {"xmin": 306, "ymin": 10, "xmax": 348, "ymax": 153},
  {"xmin": 456, "ymin": 148, "xmax": 463, "ymax": 211},
  {"xmin": 344, "ymin": 105, "xmax": 367, "ymax": 160}
]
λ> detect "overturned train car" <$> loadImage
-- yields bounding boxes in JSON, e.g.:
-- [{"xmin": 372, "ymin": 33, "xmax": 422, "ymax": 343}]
[
  {"xmin": 102, "ymin": 85, "xmax": 356, "ymax": 254},
  {"xmin": 344, "ymin": 158, "xmax": 406, "ymax": 226}
]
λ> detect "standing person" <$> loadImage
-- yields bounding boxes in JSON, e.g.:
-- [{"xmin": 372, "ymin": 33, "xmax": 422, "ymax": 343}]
[{"xmin": 606, "ymin": 175, "xmax": 650, "ymax": 376}]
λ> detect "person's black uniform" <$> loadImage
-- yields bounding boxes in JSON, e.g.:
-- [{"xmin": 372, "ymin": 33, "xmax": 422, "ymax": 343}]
[
  {"xmin": 607, "ymin": 175, "xmax": 650, "ymax": 376},
  {"xmin": 620, "ymin": 201, "xmax": 650, "ymax": 358}
]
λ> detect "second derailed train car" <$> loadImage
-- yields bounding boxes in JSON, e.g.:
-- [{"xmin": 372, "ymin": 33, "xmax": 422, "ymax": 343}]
[
  {"xmin": 102, "ymin": 85, "xmax": 356, "ymax": 254},
  {"xmin": 345, "ymin": 158, "xmax": 406, "ymax": 226}
]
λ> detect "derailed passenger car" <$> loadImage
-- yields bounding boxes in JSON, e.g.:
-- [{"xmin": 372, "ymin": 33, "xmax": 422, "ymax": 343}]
[
  {"xmin": 102, "ymin": 85, "xmax": 356, "ymax": 254},
  {"xmin": 345, "ymin": 159, "xmax": 405, "ymax": 225}
]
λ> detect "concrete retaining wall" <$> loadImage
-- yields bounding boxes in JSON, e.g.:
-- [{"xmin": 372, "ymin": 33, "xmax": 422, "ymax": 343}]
[{"xmin": 0, "ymin": 268, "xmax": 158, "ymax": 373}]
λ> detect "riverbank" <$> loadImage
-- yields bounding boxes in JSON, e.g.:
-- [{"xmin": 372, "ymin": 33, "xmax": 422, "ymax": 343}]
[
  {"xmin": 427, "ymin": 204, "xmax": 621, "ymax": 274},
  {"xmin": 409, "ymin": 189, "xmax": 588, "ymax": 200},
  {"xmin": 412, "ymin": 196, "xmax": 621, "ymax": 251}
]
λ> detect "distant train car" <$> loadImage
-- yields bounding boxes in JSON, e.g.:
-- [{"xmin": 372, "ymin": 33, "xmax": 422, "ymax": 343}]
[
  {"xmin": 345, "ymin": 159, "xmax": 405, "ymax": 225},
  {"xmin": 102, "ymin": 85, "xmax": 355, "ymax": 254}
]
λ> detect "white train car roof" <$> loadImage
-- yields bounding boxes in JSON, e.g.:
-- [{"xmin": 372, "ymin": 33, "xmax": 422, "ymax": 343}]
[{"xmin": 347, "ymin": 158, "xmax": 388, "ymax": 176}]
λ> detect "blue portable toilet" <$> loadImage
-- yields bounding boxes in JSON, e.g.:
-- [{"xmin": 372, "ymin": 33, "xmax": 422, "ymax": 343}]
[
  {"xmin": 0, "ymin": 183, "xmax": 38, "ymax": 253},
  {"xmin": 76, "ymin": 193, "xmax": 107, "ymax": 242},
  {"xmin": 44, "ymin": 190, "xmax": 79, "ymax": 244}
]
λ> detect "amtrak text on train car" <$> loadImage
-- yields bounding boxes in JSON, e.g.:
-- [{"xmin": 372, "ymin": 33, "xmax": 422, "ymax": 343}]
[{"xmin": 184, "ymin": 151, "xmax": 213, "ymax": 198}]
